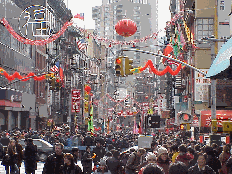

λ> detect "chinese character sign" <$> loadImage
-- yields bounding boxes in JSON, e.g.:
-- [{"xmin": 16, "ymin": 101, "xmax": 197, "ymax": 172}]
[
  {"xmin": 71, "ymin": 89, "xmax": 81, "ymax": 113},
  {"xmin": 19, "ymin": 5, "xmax": 55, "ymax": 40},
  {"xmin": 195, "ymin": 69, "xmax": 211, "ymax": 102}
]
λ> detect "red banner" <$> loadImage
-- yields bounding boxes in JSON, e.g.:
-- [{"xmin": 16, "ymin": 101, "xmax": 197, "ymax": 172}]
[
  {"xmin": 71, "ymin": 89, "xmax": 81, "ymax": 113},
  {"xmin": 201, "ymin": 110, "xmax": 232, "ymax": 127}
]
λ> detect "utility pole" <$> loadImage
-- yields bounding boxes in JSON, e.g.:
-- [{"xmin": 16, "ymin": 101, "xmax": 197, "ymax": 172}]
[{"xmin": 202, "ymin": 37, "xmax": 228, "ymax": 133}]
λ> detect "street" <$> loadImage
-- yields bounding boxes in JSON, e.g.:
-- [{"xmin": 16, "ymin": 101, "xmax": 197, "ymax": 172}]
[{"xmin": 0, "ymin": 161, "xmax": 84, "ymax": 174}]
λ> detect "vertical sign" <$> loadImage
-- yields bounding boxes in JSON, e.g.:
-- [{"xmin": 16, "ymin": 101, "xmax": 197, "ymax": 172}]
[
  {"xmin": 71, "ymin": 89, "xmax": 81, "ymax": 113},
  {"xmin": 195, "ymin": 69, "xmax": 210, "ymax": 102}
]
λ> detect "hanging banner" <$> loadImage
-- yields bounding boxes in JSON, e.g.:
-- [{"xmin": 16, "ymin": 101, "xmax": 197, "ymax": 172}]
[
  {"xmin": 71, "ymin": 89, "xmax": 81, "ymax": 113},
  {"xmin": 195, "ymin": 69, "xmax": 210, "ymax": 102}
]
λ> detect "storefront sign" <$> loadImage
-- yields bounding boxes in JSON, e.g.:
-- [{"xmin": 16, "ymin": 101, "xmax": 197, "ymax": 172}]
[
  {"xmin": 195, "ymin": 69, "xmax": 210, "ymax": 102},
  {"xmin": 0, "ymin": 89, "xmax": 22, "ymax": 102},
  {"xmin": 201, "ymin": 110, "xmax": 232, "ymax": 127},
  {"xmin": 71, "ymin": 89, "xmax": 81, "ymax": 113}
]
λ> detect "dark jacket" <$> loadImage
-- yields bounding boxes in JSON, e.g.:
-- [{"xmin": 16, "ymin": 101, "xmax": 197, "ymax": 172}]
[
  {"xmin": 125, "ymin": 152, "xmax": 141, "ymax": 173},
  {"xmin": 0, "ymin": 137, "xmax": 10, "ymax": 146},
  {"xmin": 24, "ymin": 142, "xmax": 38, "ymax": 171},
  {"xmin": 84, "ymin": 136, "xmax": 94, "ymax": 146},
  {"xmin": 106, "ymin": 156, "xmax": 123, "ymax": 174},
  {"xmin": 157, "ymin": 157, "xmax": 171, "ymax": 174},
  {"xmin": 206, "ymin": 154, "xmax": 221, "ymax": 174},
  {"xmin": 188, "ymin": 164, "xmax": 216, "ymax": 174},
  {"xmin": 225, "ymin": 155, "xmax": 232, "ymax": 173},
  {"xmin": 43, "ymin": 153, "xmax": 64, "ymax": 174},
  {"xmin": 93, "ymin": 145, "xmax": 106, "ymax": 163},
  {"xmin": 62, "ymin": 164, "xmax": 83, "ymax": 174},
  {"xmin": 15, "ymin": 143, "xmax": 23, "ymax": 167},
  {"xmin": 81, "ymin": 151, "xmax": 93, "ymax": 168}
]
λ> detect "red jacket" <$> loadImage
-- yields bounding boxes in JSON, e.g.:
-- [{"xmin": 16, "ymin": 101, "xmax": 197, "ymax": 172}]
[{"xmin": 176, "ymin": 153, "xmax": 193, "ymax": 167}]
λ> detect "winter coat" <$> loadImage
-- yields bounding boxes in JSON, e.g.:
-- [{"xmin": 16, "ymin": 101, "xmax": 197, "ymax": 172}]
[
  {"xmin": 106, "ymin": 156, "xmax": 123, "ymax": 174},
  {"xmin": 175, "ymin": 152, "xmax": 193, "ymax": 167},
  {"xmin": 219, "ymin": 152, "xmax": 230, "ymax": 174},
  {"xmin": 206, "ymin": 154, "xmax": 221, "ymax": 174},
  {"xmin": 157, "ymin": 160, "xmax": 171, "ymax": 174},
  {"xmin": 24, "ymin": 143, "xmax": 37, "ymax": 172},
  {"xmin": 188, "ymin": 163, "xmax": 216, "ymax": 174},
  {"xmin": 42, "ymin": 153, "xmax": 64, "ymax": 174},
  {"xmin": 93, "ymin": 146, "xmax": 106, "ymax": 163},
  {"xmin": 62, "ymin": 164, "xmax": 83, "ymax": 174},
  {"xmin": 81, "ymin": 151, "xmax": 93, "ymax": 169},
  {"xmin": 15, "ymin": 143, "xmax": 23, "ymax": 167},
  {"xmin": 125, "ymin": 152, "xmax": 141, "ymax": 173},
  {"xmin": 225, "ymin": 156, "xmax": 232, "ymax": 174}
]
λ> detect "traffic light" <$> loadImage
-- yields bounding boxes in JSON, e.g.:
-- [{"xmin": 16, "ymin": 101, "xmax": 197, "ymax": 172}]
[
  {"xmin": 49, "ymin": 77, "xmax": 55, "ymax": 90},
  {"xmin": 212, "ymin": 119, "xmax": 218, "ymax": 133},
  {"xmin": 179, "ymin": 113, "xmax": 192, "ymax": 124},
  {"xmin": 180, "ymin": 124, "xmax": 185, "ymax": 130},
  {"xmin": 115, "ymin": 57, "xmax": 124, "ymax": 76},
  {"xmin": 125, "ymin": 57, "xmax": 133, "ymax": 76}
]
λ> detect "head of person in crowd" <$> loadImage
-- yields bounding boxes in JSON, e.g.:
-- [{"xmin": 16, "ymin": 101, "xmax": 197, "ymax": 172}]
[
  {"xmin": 187, "ymin": 147, "xmax": 195, "ymax": 156},
  {"xmin": 194, "ymin": 144, "xmax": 201, "ymax": 153},
  {"xmin": 197, "ymin": 153, "xmax": 207, "ymax": 169},
  {"xmin": 146, "ymin": 152, "xmax": 157, "ymax": 164},
  {"xmin": 96, "ymin": 141, "xmax": 101, "ymax": 147},
  {"xmin": 55, "ymin": 143, "xmax": 64, "ymax": 156},
  {"xmin": 171, "ymin": 144, "xmax": 179, "ymax": 154},
  {"xmin": 190, "ymin": 141, "xmax": 196, "ymax": 149},
  {"xmin": 72, "ymin": 147, "xmax": 79, "ymax": 157},
  {"xmin": 86, "ymin": 146, "xmax": 91, "ymax": 153},
  {"xmin": 27, "ymin": 138, "xmax": 34, "ymax": 145},
  {"xmin": 142, "ymin": 163, "xmax": 164, "ymax": 174},
  {"xmin": 64, "ymin": 153, "xmax": 74, "ymax": 166},
  {"xmin": 178, "ymin": 144, "xmax": 187, "ymax": 154},
  {"xmin": 222, "ymin": 144, "xmax": 231, "ymax": 154},
  {"xmin": 137, "ymin": 148, "xmax": 146, "ymax": 157},
  {"xmin": 169, "ymin": 161, "xmax": 188, "ymax": 174},
  {"xmin": 157, "ymin": 146, "xmax": 169, "ymax": 162},
  {"xmin": 204, "ymin": 145, "xmax": 215, "ymax": 156}
]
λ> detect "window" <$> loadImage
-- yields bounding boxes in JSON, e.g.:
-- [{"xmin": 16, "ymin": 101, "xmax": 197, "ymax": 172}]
[
  {"xmin": 220, "ymin": 1, "xmax": 225, "ymax": 10},
  {"xmin": 196, "ymin": 18, "xmax": 214, "ymax": 41}
]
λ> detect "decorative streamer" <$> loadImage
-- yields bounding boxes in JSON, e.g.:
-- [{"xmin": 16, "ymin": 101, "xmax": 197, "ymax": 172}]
[
  {"xmin": 139, "ymin": 60, "xmax": 181, "ymax": 76},
  {"xmin": 0, "ymin": 68, "xmax": 51, "ymax": 81}
]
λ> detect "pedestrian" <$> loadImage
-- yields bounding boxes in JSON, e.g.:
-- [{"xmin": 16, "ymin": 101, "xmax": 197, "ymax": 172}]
[
  {"xmin": 24, "ymin": 138, "xmax": 38, "ymax": 174},
  {"xmin": 81, "ymin": 146, "xmax": 93, "ymax": 174},
  {"xmin": 205, "ymin": 146, "xmax": 221, "ymax": 174},
  {"xmin": 125, "ymin": 148, "xmax": 146, "ymax": 174},
  {"xmin": 219, "ymin": 144, "xmax": 231, "ymax": 174},
  {"xmin": 139, "ymin": 153, "xmax": 157, "ymax": 174},
  {"xmin": 93, "ymin": 140, "xmax": 106, "ymax": 165},
  {"xmin": 156, "ymin": 147, "xmax": 171, "ymax": 174},
  {"xmin": 14, "ymin": 137, "xmax": 23, "ymax": 173},
  {"xmin": 63, "ymin": 153, "xmax": 83, "ymax": 174},
  {"xmin": 84, "ymin": 132, "xmax": 94, "ymax": 146},
  {"xmin": 175, "ymin": 144, "xmax": 193, "ymax": 167},
  {"xmin": 3, "ymin": 139, "xmax": 19, "ymax": 174},
  {"xmin": 106, "ymin": 149, "xmax": 123, "ymax": 174},
  {"xmin": 169, "ymin": 161, "xmax": 188, "ymax": 174},
  {"xmin": 170, "ymin": 144, "xmax": 179, "ymax": 163},
  {"xmin": 142, "ymin": 163, "xmax": 164, "ymax": 174},
  {"xmin": 42, "ymin": 143, "xmax": 65, "ymax": 174},
  {"xmin": 0, "ymin": 132, "xmax": 10, "ymax": 146},
  {"xmin": 72, "ymin": 147, "xmax": 80, "ymax": 164},
  {"xmin": 188, "ymin": 153, "xmax": 216, "ymax": 174}
]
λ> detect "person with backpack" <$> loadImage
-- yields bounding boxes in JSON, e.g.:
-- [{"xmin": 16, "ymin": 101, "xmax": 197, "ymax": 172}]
[{"xmin": 125, "ymin": 148, "xmax": 146, "ymax": 174}]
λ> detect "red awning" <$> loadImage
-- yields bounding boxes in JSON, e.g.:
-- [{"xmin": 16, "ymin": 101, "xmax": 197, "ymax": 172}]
[{"xmin": 201, "ymin": 110, "xmax": 232, "ymax": 127}]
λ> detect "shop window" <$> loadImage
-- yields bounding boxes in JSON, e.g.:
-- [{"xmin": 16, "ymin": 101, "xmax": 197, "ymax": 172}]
[{"xmin": 196, "ymin": 18, "xmax": 214, "ymax": 42}]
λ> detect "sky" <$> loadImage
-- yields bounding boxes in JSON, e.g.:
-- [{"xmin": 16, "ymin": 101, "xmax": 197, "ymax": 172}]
[{"xmin": 65, "ymin": 0, "xmax": 171, "ymax": 37}]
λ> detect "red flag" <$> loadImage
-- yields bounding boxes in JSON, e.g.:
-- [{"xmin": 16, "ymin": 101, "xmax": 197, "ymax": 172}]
[
  {"xmin": 163, "ymin": 44, "xmax": 173, "ymax": 64},
  {"xmin": 59, "ymin": 64, "xmax": 64, "ymax": 87}
]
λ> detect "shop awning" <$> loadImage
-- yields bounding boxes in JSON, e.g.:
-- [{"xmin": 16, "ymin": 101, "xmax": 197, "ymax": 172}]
[{"xmin": 206, "ymin": 37, "xmax": 232, "ymax": 79}]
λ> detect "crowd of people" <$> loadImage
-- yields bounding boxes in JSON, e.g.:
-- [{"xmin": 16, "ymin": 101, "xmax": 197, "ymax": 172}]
[{"xmin": 0, "ymin": 127, "xmax": 231, "ymax": 174}]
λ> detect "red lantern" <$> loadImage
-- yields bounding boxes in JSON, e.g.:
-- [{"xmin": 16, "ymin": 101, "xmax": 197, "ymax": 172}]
[
  {"xmin": 85, "ymin": 85, "xmax": 91, "ymax": 93},
  {"xmin": 115, "ymin": 19, "xmax": 137, "ymax": 37},
  {"xmin": 145, "ymin": 96, "xmax": 149, "ymax": 99}
]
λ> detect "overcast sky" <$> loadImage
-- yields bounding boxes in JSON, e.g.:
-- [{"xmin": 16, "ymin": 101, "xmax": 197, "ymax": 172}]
[{"xmin": 65, "ymin": 0, "xmax": 170, "ymax": 37}]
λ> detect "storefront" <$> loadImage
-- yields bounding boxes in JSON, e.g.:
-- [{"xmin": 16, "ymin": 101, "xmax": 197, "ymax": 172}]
[{"xmin": 200, "ymin": 110, "xmax": 232, "ymax": 133}]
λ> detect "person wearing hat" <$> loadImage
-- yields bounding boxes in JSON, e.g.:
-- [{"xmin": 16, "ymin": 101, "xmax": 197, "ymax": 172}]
[
  {"xmin": 156, "ymin": 146, "xmax": 171, "ymax": 174},
  {"xmin": 139, "ymin": 153, "xmax": 159, "ymax": 174}
]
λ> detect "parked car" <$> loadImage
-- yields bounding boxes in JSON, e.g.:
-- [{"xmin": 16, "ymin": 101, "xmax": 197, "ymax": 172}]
[{"xmin": 18, "ymin": 139, "xmax": 53, "ymax": 162}]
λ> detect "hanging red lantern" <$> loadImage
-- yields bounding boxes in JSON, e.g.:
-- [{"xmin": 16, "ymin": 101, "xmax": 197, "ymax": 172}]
[
  {"xmin": 85, "ymin": 85, "xmax": 91, "ymax": 94},
  {"xmin": 115, "ymin": 19, "xmax": 137, "ymax": 37},
  {"xmin": 145, "ymin": 96, "xmax": 149, "ymax": 99}
]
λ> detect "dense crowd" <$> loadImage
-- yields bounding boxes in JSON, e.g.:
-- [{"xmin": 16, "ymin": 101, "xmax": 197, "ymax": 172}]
[{"xmin": 0, "ymin": 127, "xmax": 231, "ymax": 174}]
